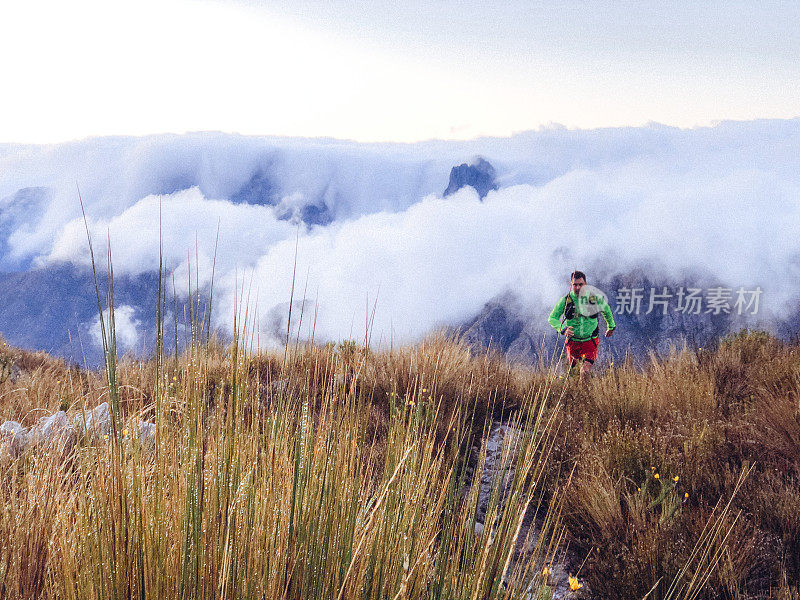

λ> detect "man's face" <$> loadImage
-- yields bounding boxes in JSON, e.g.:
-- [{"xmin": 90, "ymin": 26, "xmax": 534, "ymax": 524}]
[{"xmin": 571, "ymin": 277, "xmax": 586, "ymax": 294}]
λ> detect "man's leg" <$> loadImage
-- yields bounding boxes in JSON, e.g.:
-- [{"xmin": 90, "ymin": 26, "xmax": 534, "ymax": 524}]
[
  {"xmin": 579, "ymin": 359, "xmax": 594, "ymax": 380},
  {"xmin": 568, "ymin": 359, "xmax": 580, "ymax": 378},
  {"xmin": 578, "ymin": 339, "xmax": 599, "ymax": 381},
  {"xmin": 565, "ymin": 340, "xmax": 578, "ymax": 378}
]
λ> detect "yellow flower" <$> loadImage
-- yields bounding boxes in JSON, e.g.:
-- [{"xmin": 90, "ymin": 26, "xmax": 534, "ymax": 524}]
[
  {"xmin": 637, "ymin": 487, "xmax": 641, "ymax": 492},
  {"xmin": 103, "ymin": 434, "xmax": 109, "ymax": 440},
  {"xmin": 542, "ymin": 566, "xmax": 551, "ymax": 576},
  {"xmin": 568, "ymin": 575, "xmax": 583, "ymax": 591},
  {"xmin": 172, "ymin": 376, "xmax": 177, "ymax": 381},
  {"xmin": 684, "ymin": 492, "xmax": 689, "ymax": 499},
  {"xmin": 654, "ymin": 473, "xmax": 660, "ymax": 479},
  {"xmin": 421, "ymin": 388, "xmax": 427, "ymax": 393},
  {"xmin": 673, "ymin": 475, "xmax": 679, "ymax": 482},
  {"xmin": 122, "ymin": 428, "xmax": 128, "ymax": 437}
]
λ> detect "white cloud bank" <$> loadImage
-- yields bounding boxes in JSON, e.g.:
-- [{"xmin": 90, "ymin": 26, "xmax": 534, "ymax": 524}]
[
  {"xmin": 217, "ymin": 171, "xmax": 800, "ymax": 347},
  {"xmin": 47, "ymin": 188, "xmax": 296, "ymax": 289},
  {"xmin": 2, "ymin": 121, "xmax": 800, "ymax": 348}
]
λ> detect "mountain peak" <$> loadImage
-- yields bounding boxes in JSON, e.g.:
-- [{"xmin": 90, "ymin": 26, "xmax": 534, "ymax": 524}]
[{"xmin": 443, "ymin": 157, "xmax": 498, "ymax": 199}]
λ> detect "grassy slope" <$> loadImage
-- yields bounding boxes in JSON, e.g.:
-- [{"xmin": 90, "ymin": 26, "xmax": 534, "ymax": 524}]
[{"xmin": 0, "ymin": 331, "xmax": 798, "ymax": 599}]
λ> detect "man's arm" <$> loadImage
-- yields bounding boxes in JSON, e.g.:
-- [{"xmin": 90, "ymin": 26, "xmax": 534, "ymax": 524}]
[
  {"xmin": 548, "ymin": 297, "xmax": 567, "ymax": 333},
  {"xmin": 601, "ymin": 297, "xmax": 616, "ymax": 331}
]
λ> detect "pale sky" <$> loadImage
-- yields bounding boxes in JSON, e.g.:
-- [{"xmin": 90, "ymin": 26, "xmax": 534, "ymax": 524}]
[{"xmin": 1, "ymin": 0, "xmax": 799, "ymax": 143}]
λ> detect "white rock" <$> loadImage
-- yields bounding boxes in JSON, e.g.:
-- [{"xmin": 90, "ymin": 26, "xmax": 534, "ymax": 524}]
[
  {"xmin": 0, "ymin": 420, "xmax": 29, "ymax": 456},
  {"xmin": 139, "ymin": 420, "xmax": 156, "ymax": 451},
  {"xmin": 36, "ymin": 411, "xmax": 75, "ymax": 454},
  {"xmin": 76, "ymin": 402, "xmax": 112, "ymax": 437},
  {"xmin": 475, "ymin": 423, "xmax": 520, "ymax": 525},
  {"xmin": 0, "ymin": 421, "xmax": 24, "ymax": 435},
  {"xmin": 4, "ymin": 364, "xmax": 22, "ymax": 384},
  {"xmin": 40, "ymin": 411, "xmax": 69, "ymax": 436}
]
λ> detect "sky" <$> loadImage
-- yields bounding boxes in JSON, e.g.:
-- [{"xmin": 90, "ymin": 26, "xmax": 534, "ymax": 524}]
[{"xmin": 2, "ymin": 0, "xmax": 800, "ymax": 143}]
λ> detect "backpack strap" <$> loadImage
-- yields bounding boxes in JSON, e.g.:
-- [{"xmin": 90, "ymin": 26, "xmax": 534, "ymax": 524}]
[{"xmin": 563, "ymin": 293, "xmax": 575, "ymax": 320}]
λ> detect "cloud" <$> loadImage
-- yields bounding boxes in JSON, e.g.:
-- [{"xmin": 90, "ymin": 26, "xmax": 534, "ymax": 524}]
[
  {"xmin": 216, "ymin": 187, "xmax": 560, "ymax": 346},
  {"xmin": 3, "ymin": 121, "xmax": 800, "ymax": 349},
  {"xmin": 46, "ymin": 187, "xmax": 296, "ymax": 289},
  {"xmin": 0, "ymin": 133, "xmax": 469, "ymax": 269},
  {"xmin": 219, "ymin": 166, "xmax": 799, "ymax": 346},
  {"xmin": 89, "ymin": 305, "xmax": 141, "ymax": 352}
]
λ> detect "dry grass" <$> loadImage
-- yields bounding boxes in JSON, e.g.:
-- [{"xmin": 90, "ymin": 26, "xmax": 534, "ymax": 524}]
[
  {"xmin": 0, "ymin": 329, "xmax": 797, "ymax": 599},
  {"xmin": 0, "ymin": 333, "xmax": 563, "ymax": 600},
  {"xmin": 556, "ymin": 330, "xmax": 800, "ymax": 599}
]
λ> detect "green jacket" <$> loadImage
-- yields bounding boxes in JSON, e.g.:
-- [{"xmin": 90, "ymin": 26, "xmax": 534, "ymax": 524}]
[{"xmin": 548, "ymin": 290, "xmax": 616, "ymax": 342}]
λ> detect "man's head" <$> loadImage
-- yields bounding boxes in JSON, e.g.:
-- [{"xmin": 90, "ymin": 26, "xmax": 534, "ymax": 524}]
[{"xmin": 571, "ymin": 270, "xmax": 587, "ymax": 294}]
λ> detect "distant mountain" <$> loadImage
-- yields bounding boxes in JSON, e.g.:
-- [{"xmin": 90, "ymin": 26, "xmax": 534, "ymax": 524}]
[
  {"xmin": 443, "ymin": 157, "xmax": 498, "ymax": 199},
  {"xmin": 231, "ymin": 169, "xmax": 332, "ymax": 226},
  {"xmin": 0, "ymin": 264, "xmax": 202, "ymax": 366},
  {"xmin": 461, "ymin": 292, "xmax": 526, "ymax": 354}
]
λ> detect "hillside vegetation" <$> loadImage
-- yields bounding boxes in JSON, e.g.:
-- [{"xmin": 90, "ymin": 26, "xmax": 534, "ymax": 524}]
[{"xmin": 0, "ymin": 330, "xmax": 798, "ymax": 600}]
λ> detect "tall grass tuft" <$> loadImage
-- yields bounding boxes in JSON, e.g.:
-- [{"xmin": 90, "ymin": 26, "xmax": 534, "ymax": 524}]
[
  {"xmin": 44, "ymin": 344, "xmax": 562, "ymax": 599},
  {"xmin": 0, "ymin": 238, "xmax": 568, "ymax": 599}
]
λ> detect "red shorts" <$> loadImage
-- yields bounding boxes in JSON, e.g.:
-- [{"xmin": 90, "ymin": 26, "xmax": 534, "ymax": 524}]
[{"xmin": 566, "ymin": 337, "xmax": 599, "ymax": 364}]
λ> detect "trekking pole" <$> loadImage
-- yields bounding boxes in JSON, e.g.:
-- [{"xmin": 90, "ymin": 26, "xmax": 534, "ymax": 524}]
[{"xmin": 560, "ymin": 288, "xmax": 574, "ymax": 377}]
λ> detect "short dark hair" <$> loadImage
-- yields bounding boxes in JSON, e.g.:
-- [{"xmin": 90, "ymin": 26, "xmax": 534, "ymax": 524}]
[{"xmin": 571, "ymin": 270, "xmax": 587, "ymax": 282}]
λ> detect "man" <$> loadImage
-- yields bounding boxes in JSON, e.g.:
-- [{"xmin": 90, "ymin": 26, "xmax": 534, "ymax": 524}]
[{"xmin": 548, "ymin": 270, "xmax": 615, "ymax": 380}]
